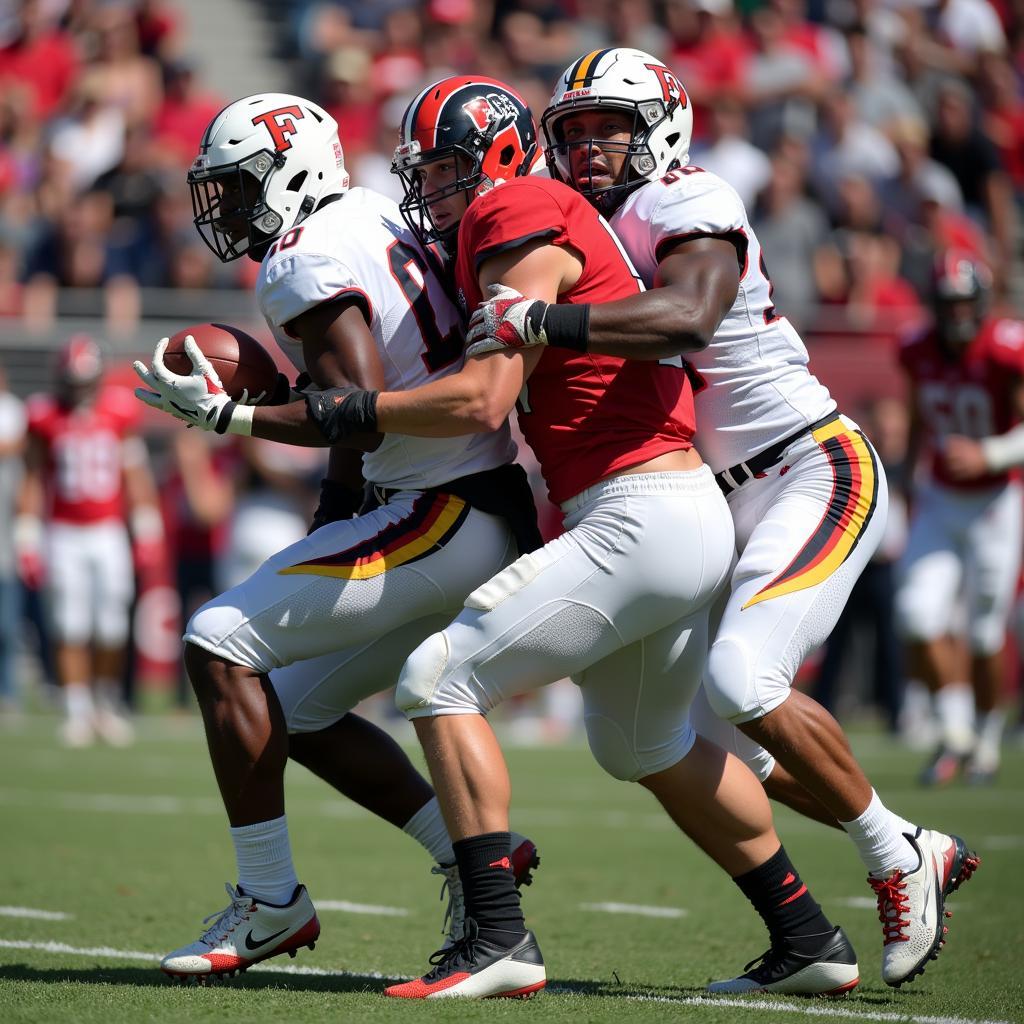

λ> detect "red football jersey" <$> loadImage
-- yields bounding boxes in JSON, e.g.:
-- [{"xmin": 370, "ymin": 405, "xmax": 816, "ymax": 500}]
[
  {"xmin": 899, "ymin": 317, "xmax": 1024, "ymax": 490},
  {"xmin": 27, "ymin": 385, "xmax": 141, "ymax": 523},
  {"xmin": 455, "ymin": 176, "xmax": 695, "ymax": 505}
]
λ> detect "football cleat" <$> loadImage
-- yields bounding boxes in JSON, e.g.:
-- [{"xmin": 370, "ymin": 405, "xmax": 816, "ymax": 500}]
[
  {"xmin": 92, "ymin": 708, "xmax": 135, "ymax": 748},
  {"xmin": 384, "ymin": 919, "xmax": 546, "ymax": 1000},
  {"xmin": 160, "ymin": 882, "xmax": 319, "ymax": 981},
  {"xmin": 433, "ymin": 832, "xmax": 540, "ymax": 947},
  {"xmin": 965, "ymin": 745, "xmax": 999, "ymax": 786},
  {"xmin": 869, "ymin": 828, "xmax": 980, "ymax": 987},
  {"xmin": 707, "ymin": 926, "xmax": 860, "ymax": 997},
  {"xmin": 919, "ymin": 745, "xmax": 969, "ymax": 787},
  {"xmin": 58, "ymin": 717, "xmax": 95, "ymax": 749}
]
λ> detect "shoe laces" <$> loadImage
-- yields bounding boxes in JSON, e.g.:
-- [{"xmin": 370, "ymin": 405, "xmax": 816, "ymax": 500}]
[
  {"xmin": 198, "ymin": 883, "xmax": 253, "ymax": 947},
  {"xmin": 425, "ymin": 917, "xmax": 479, "ymax": 980},
  {"xmin": 740, "ymin": 944, "xmax": 789, "ymax": 981},
  {"xmin": 869, "ymin": 872, "xmax": 911, "ymax": 944},
  {"xmin": 431, "ymin": 862, "xmax": 465, "ymax": 943}
]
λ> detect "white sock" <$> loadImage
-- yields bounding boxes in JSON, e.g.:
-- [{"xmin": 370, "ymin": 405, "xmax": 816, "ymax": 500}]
[
  {"xmin": 840, "ymin": 790, "xmax": 918, "ymax": 876},
  {"xmin": 402, "ymin": 796, "xmax": 454, "ymax": 865},
  {"xmin": 95, "ymin": 678, "xmax": 122, "ymax": 713},
  {"xmin": 975, "ymin": 708, "xmax": 1006, "ymax": 754},
  {"xmin": 64, "ymin": 683, "xmax": 93, "ymax": 721},
  {"xmin": 936, "ymin": 684, "xmax": 975, "ymax": 752},
  {"xmin": 230, "ymin": 815, "xmax": 299, "ymax": 905}
]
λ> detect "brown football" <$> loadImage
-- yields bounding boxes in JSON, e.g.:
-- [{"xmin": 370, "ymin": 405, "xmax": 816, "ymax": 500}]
[{"xmin": 163, "ymin": 323, "xmax": 279, "ymax": 403}]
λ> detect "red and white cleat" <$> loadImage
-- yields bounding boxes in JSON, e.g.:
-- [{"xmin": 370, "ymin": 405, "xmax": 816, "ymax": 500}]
[
  {"xmin": 870, "ymin": 828, "xmax": 980, "ymax": 987},
  {"xmin": 385, "ymin": 919, "xmax": 546, "ymax": 1000},
  {"xmin": 160, "ymin": 882, "xmax": 320, "ymax": 982}
]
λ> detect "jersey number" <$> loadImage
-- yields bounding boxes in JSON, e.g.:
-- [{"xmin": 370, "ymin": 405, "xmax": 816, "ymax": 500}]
[
  {"xmin": 387, "ymin": 241, "xmax": 463, "ymax": 373},
  {"xmin": 918, "ymin": 382, "xmax": 995, "ymax": 438}
]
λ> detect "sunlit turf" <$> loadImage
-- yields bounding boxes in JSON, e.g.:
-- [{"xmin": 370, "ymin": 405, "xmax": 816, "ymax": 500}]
[{"xmin": 1, "ymin": 711, "xmax": 1022, "ymax": 1023}]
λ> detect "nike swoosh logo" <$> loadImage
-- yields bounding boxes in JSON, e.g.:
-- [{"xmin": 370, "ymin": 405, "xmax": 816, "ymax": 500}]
[{"xmin": 244, "ymin": 926, "xmax": 289, "ymax": 951}]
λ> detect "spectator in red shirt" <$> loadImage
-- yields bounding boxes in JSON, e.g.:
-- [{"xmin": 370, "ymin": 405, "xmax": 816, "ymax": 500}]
[
  {"xmin": 0, "ymin": 0, "xmax": 79, "ymax": 120},
  {"xmin": 152, "ymin": 62, "xmax": 224, "ymax": 168}
]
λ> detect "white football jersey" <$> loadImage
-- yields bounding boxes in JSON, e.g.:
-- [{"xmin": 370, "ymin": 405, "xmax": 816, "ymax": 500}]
[
  {"xmin": 611, "ymin": 169, "xmax": 836, "ymax": 473},
  {"xmin": 257, "ymin": 187, "xmax": 516, "ymax": 488}
]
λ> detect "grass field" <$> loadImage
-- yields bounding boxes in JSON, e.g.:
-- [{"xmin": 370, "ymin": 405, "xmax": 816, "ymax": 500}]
[{"xmin": 1, "ymin": 712, "xmax": 1022, "ymax": 1024}]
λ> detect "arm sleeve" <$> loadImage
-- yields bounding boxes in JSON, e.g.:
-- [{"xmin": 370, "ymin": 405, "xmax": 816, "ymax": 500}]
[{"xmin": 259, "ymin": 253, "xmax": 373, "ymax": 332}]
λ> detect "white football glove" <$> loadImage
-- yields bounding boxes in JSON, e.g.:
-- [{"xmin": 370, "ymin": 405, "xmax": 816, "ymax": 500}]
[
  {"xmin": 133, "ymin": 336, "xmax": 253, "ymax": 434},
  {"xmin": 465, "ymin": 284, "xmax": 549, "ymax": 357}
]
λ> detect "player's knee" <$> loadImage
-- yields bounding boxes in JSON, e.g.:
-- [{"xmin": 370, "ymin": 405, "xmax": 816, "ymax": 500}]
[
  {"xmin": 395, "ymin": 630, "xmax": 459, "ymax": 717},
  {"xmin": 704, "ymin": 637, "xmax": 754, "ymax": 721}
]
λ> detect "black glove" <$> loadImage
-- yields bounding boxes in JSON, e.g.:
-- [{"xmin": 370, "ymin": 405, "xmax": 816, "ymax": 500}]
[{"xmin": 308, "ymin": 478, "xmax": 364, "ymax": 533}]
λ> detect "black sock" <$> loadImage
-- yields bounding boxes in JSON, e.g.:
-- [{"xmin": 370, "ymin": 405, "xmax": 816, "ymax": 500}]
[
  {"xmin": 733, "ymin": 845, "xmax": 834, "ymax": 951},
  {"xmin": 452, "ymin": 832, "xmax": 526, "ymax": 946}
]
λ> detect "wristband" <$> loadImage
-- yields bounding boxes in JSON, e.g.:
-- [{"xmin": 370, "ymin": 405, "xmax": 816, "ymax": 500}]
[
  {"xmin": 130, "ymin": 505, "xmax": 164, "ymax": 541},
  {"xmin": 215, "ymin": 401, "xmax": 254, "ymax": 436},
  {"xmin": 542, "ymin": 302, "xmax": 590, "ymax": 352},
  {"xmin": 306, "ymin": 387, "xmax": 379, "ymax": 444},
  {"xmin": 981, "ymin": 423, "xmax": 1024, "ymax": 472}
]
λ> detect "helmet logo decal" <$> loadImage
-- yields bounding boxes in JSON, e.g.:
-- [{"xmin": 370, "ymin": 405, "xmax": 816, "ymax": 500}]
[
  {"xmin": 251, "ymin": 105, "xmax": 305, "ymax": 152},
  {"xmin": 461, "ymin": 92, "xmax": 518, "ymax": 133},
  {"xmin": 644, "ymin": 63, "xmax": 687, "ymax": 108}
]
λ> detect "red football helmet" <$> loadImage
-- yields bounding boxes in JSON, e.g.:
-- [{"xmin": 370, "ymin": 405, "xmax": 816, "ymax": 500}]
[
  {"xmin": 391, "ymin": 76, "xmax": 538, "ymax": 254},
  {"xmin": 931, "ymin": 250, "xmax": 990, "ymax": 350},
  {"xmin": 55, "ymin": 334, "xmax": 104, "ymax": 388}
]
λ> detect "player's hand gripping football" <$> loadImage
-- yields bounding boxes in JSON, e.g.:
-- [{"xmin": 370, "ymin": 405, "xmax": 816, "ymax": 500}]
[
  {"xmin": 466, "ymin": 284, "xmax": 550, "ymax": 356},
  {"xmin": 134, "ymin": 336, "xmax": 258, "ymax": 431}
]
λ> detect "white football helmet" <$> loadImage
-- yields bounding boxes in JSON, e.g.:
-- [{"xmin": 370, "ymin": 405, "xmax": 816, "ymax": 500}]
[
  {"xmin": 188, "ymin": 93, "xmax": 350, "ymax": 262},
  {"xmin": 542, "ymin": 48, "xmax": 693, "ymax": 213}
]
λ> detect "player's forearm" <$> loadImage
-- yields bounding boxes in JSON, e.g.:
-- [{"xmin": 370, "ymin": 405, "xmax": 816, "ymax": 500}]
[
  {"xmin": 585, "ymin": 289, "xmax": 712, "ymax": 359},
  {"xmin": 251, "ymin": 399, "xmax": 345, "ymax": 446},
  {"xmin": 375, "ymin": 375, "xmax": 510, "ymax": 437}
]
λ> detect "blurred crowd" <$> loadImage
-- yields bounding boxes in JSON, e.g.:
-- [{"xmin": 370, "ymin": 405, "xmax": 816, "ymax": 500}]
[{"xmin": 0, "ymin": 0, "xmax": 1021, "ymax": 337}]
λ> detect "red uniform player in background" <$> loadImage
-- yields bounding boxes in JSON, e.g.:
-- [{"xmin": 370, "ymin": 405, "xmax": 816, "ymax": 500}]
[
  {"xmin": 895, "ymin": 252, "xmax": 1024, "ymax": 784},
  {"xmin": 15, "ymin": 335, "xmax": 164, "ymax": 747}
]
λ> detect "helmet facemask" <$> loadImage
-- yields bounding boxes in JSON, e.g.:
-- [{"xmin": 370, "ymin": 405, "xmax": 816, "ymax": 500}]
[
  {"xmin": 543, "ymin": 97, "xmax": 681, "ymax": 215},
  {"xmin": 393, "ymin": 140, "xmax": 485, "ymax": 257},
  {"xmin": 189, "ymin": 149, "xmax": 298, "ymax": 262}
]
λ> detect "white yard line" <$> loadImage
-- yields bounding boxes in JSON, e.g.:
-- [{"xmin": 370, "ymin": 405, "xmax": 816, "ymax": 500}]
[
  {"xmin": 0, "ymin": 937, "xmax": 1012, "ymax": 1024},
  {"xmin": 579, "ymin": 902, "xmax": 687, "ymax": 919},
  {"xmin": 0, "ymin": 907, "xmax": 71, "ymax": 921},
  {"xmin": 0, "ymin": 939, "xmax": 405, "ymax": 981},
  {"xmin": 315, "ymin": 901, "xmax": 409, "ymax": 916},
  {"xmin": 618, "ymin": 992, "xmax": 1012, "ymax": 1024}
]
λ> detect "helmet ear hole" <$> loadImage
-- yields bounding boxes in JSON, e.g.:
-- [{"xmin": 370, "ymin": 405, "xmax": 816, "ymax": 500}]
[
  {"xmin": 498, "ymin": 144, "xmax": 515, "ymax": 169},
  {"xmin": 286, "ymin": 171, "xmax": 308, "ymax": 192}
]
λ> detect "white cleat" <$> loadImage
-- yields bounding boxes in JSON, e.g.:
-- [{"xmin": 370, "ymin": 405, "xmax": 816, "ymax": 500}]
[
  {"xmin": 59, "ymin": 717, "xmax": 95, "ymax": 748},
  {"xmin": 92, "ymin": 708, "xmax": 135, "ymax": 747},
  {"xmin": 870, "ymin": 828, "xmax": 980, "ymax": 987},
  {"xmin": 160, "ymin": 883, "xmax": 320, "ymax": 981},
  {"xmin": 433, "ymin": 831, "xmax": 540, "ymax": 947}
]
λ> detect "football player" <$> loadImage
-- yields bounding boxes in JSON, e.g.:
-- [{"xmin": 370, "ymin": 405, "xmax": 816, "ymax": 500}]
[
  {"xmin": 896, "ymin": 252, "xmax": 1024, "ymax": 785},
  {"xmin": 15, "ymin": 335, "xmax": 163, "ymax": 747},
  {"xmin": 143, "ymin": 76, "xmax": 862, "ymax": 1002},
  {"xmin": 138, "ymin": 94, "xmax": 540, "ymax": 981},
  {"xmin": 466, "ymin": 49, "xmax": 979, "ymax": 990}
]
